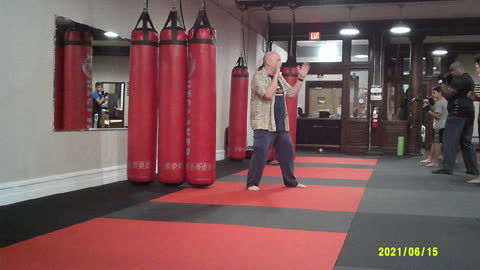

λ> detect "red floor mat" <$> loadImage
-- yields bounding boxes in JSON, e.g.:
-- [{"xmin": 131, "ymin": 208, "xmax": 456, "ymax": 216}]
[
  {"xmin": 153, "ymin": 181, "xmax": 365, "ymax": 212},
  {"xmin": 0, "ymin": 218, "xmax": 347, "ymax": 270},
  {"xmin": 235, "ymin": 166, "xmax": 373, "ymax": 181},
  {"xmin": 294, "ymin": 157, "xmax": 378, "ymax": 166}
]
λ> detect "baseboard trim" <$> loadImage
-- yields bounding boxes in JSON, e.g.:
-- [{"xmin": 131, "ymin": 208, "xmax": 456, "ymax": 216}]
[
  {"xmin": 216, "ymin": 150, "xmax": 225, "ymax": 161},
  {"xmin": 1, "ymin": 150, "xmax": 226, "ymax": 206},
  {"xmin": 0, "ymin": 165, "xmax": 127, "ymax": 206}
]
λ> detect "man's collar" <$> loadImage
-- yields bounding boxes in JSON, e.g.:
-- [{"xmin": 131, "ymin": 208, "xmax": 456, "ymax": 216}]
[{"xmin": 261, "ymin": 67, "xmax": 276, "ymax": 78}]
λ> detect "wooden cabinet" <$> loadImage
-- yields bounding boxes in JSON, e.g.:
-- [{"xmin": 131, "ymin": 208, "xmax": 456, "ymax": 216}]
[{"xmin": 296, "ymin": 118, "xmax": 341, "ymax": 147}]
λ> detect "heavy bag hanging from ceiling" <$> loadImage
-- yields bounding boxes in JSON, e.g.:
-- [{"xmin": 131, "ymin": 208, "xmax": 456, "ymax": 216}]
[
  {"xmin": 260, "ymin": 4, "xmax": 275, "ymax": 162},
  {"xmin": 63, "ymin": 26, "xmax": 93, "ymax": 130},
  {"xmin": 127, "ymin": 9, "xmax": 157, "ymax": 183},
  {"xmin": 158, "ymin": 6, "xmax": 187, "ymax": 184},
  {"xmin": 54, "ymin": 30, "xmax": 65, "ymax": 131},
  {"xmin": 228, "ymin": 57, "xmax": 249, "ymax": 160},
  {"xmin": 186, "ymin": 2, "xmax": 216, "ymax": 186},
  {"xmin": 281, "ymin": 57, "xmax": 299, "ymax": 154},
  {"xmin": 281, "ymin": 5, "xmax": 299, "ymax": 154}
]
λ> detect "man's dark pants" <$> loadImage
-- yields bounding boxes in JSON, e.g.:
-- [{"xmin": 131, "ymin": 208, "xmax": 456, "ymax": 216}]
[
  {"xmin": 247, "ymin": 129, "xmax": 298, "ymax": 188},
  {"xmin": 442, "ymin": 116, "xmax": 479, "ymax": 174}
]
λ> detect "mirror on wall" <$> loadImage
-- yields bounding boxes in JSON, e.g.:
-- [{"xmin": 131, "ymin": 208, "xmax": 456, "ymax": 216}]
[{"xmin": 54, "ymin": 16, "xmax": 130, "ymax": 131}]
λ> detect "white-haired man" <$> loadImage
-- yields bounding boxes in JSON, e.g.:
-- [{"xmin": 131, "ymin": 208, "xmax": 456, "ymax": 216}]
[{"xmin": 246, "ymin": 52, "xmax": 310, "ymax": 191}]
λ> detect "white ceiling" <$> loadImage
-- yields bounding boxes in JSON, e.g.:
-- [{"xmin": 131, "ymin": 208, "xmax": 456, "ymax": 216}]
[{"xmin": 214, "ymin": 0, "xmax": 480, "ymax": 24}]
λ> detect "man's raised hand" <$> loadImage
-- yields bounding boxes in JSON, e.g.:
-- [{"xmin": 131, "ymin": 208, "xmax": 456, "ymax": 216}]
[{"xmin": 297, "ymin": 62, "xmax": 310, "ymax": 78}]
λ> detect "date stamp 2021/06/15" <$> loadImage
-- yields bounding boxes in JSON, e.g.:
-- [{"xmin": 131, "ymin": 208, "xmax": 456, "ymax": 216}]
[{"xmin": 378, "ymin": 247, "xmax": 438, "ymax": 257}]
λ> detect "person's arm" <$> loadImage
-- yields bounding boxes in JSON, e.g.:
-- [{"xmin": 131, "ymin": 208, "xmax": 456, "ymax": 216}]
[
  {"xmin": 96, "ymin": 97, "xmax": 105, "ymax": 105},
  {"xmin": 262, "ymin": 73, "xmax": 280, "ymax": 100},
  {"xmin": 285, "ymin": 63, "xmax": 311, "ymax": 98},
  {"xmin": 439, "ymin": 83, "xmax": 457, "ymax": 99},
  {"xmin": 428, "ymin": 111, "xmax": 442, "ymax": 120},
  {"xmin": 92, "ymin": 92, "xmax": 105, "ymax": 105},
  {"xmin": 467, "ymin": 91, "xmax": 479, "ymax": 101}
]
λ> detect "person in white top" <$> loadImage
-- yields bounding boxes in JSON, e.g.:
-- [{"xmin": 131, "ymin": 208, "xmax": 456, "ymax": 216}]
[{"xmin": 422, "ymin": 86, "xmax": 448, "ymax": 167}]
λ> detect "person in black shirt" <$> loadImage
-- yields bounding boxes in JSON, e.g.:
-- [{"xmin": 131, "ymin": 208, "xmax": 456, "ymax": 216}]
[
  {"xmin": 465, "ymin": 57, "xmax": 480, "ymax": 183},
  {"xmin": 433, "ymin": 61, "xmax": 479, "ymax": 177}
]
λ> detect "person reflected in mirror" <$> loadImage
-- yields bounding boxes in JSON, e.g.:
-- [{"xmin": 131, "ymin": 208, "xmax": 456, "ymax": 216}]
[
  {"xmin": 396, "ymin": 88, "xmax": 410, "ymax": 120},
  {"xmin": 92, "ymin": 82, "xmax": 108, "ymax": 128}
]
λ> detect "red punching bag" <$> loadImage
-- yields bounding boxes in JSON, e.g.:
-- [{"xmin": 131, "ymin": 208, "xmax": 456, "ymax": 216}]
[
  {"xmin": 128, "ymin": 11, "xmax": 158, "ymax": 183},
  {"xmin": 54, "ymin": 30, "xmax": 64, "ymax": 131},
  {"xmin": 158, "ymin": 9, "xmax": 187, "ymax": 184},
  {"xmin": 63, "ymin": 27, "xmax": 92, "ymax": 131},
  {"xmin": 186, "ymin": 8, "xmax": 216, "ymax": 187},
  {"xmin": 228, "ymin": 57, "xmax": 249, "ymax": 160},
  {"xmin": 281, "ymin": 58, "xmax": 299, "ymax": 154}
]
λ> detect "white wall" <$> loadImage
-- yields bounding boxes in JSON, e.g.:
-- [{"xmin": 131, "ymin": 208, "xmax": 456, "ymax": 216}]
[
  {"xmin": 92, "ymin": 56, "xmax": 129, "ymax": 85},
  {"xmin": 0, "ymin": 0, "xmax": 261, "ymax": 201}
]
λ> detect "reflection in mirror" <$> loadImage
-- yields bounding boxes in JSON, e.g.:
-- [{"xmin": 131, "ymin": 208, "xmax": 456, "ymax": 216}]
[
  {"xmin": 351, "ymin": 39, "xmax": 369, "ymax": 62},
  {"xmin": 349, "ymin": 70, "xmax": 369, "ymax": 118},
  {"xmin": 296, "ymin": 40, "xmax": 343, "ymax": 63},
  {"xmin": 54, "ymin": 16, "xmax": 130, "ymax": 131}
]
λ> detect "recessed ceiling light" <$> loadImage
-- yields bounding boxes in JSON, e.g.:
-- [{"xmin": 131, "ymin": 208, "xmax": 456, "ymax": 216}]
[
  {"xmin": 104, "ymin": 31, "xmax": 119, "ymax": 38},
  {"xmin": 432, "ymin": 49, "xmax": 448, "ymax": 56}
]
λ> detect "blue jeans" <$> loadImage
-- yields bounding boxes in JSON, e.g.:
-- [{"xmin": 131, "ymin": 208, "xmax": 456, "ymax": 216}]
[
  {"xmin": 441, "ymin": 116, "xmax": 479, "ymax": 174},
  {"xmin": 246, "ymin": 130, "xmax": 298, "ymax": 187}
]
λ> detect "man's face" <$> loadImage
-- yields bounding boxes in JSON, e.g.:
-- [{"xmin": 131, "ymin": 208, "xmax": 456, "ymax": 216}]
[
  {"xmin": 274, "ymin": 54, "xmax": 282, "ymax": 66},
  {"xmin": 450, "ymin": 65, "xmax": 462, "ymax": 77},
  {"xmin": 266, "ymin": 52, "xmax": 282, "ymax": 68},
  {"xmin": 96, "ymin": 86, "xmax": 103, "ymax": 92},
  {"xmin": 475, "ymin": 62, "xmax": 480, "ymax": 77},
  {"xmin": 432, "ymin": 90, "xmax": 440, "ymax": 100}
]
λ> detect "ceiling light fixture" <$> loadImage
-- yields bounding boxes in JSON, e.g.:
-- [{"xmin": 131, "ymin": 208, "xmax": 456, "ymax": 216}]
[
  {"xmin": 104, "ymin": 31, "xmax": 119, "ymax": 38},
  {"xmin": 390, "ymin": 23, "xmax": 411, "ymax": 34},
  {"xmin": 340, "ymin": 6, "xmax": 359, "ymax": 36},
  {"xmin": 390, "ymin": 5, "xmax": 411, "ymax": 34},
  {"xmin": 432, "ymin": 49, "xmax": 448, "ymax": 56}
]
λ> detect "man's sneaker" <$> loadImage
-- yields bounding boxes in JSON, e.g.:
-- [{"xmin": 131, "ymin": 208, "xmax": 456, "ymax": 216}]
[
  {"xmin": 296, "ymin": 183, "xmax": 307, "ymax": 188},
  {"xmin": 432, "ymin": 169, "xmax": 452, "ymax": 175},
  {"xmin": 247, "ymin": 186, "xmax": 260, "ymax": 191}
]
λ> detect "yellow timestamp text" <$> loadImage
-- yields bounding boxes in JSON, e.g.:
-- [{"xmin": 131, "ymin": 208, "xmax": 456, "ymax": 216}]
[{"xmin": 378, "ymin": 247, "xmax": 438, "ymax": 257}]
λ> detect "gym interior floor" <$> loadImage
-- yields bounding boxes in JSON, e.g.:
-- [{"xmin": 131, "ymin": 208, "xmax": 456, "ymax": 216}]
[{"xmin": 1, "ymin": 149, "xmax": 480, "ymax": 270}]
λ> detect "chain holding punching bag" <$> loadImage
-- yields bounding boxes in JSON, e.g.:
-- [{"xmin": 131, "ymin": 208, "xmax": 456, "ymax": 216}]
[
  {"xmin": 54, "ymin": 30, "xmax": 65, "ymax": 131},
  {"xmin": 158, "ymin": 9, "xmax": 187, "ymax": 184},
  {"xmin": 282, "ymin": 6, "xmax": 300, "ymax": 155},
  {"xmin": 128, "ymin": 10, "xmax": 158, "ymax": 183},
  {"xmin": 186, "ymin": 6, "xmax": 217, "ymax": 187},
  {"xmin": 281, "ymin": 56, "xmax": 299, "ymax": 154},
  {"xmin": 228, "ymin": 57, "xmax": 249, "ymax": 160},
  {"xmin": 63, "ymin": 27, "xmax": 92, "ymax": 130}
]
